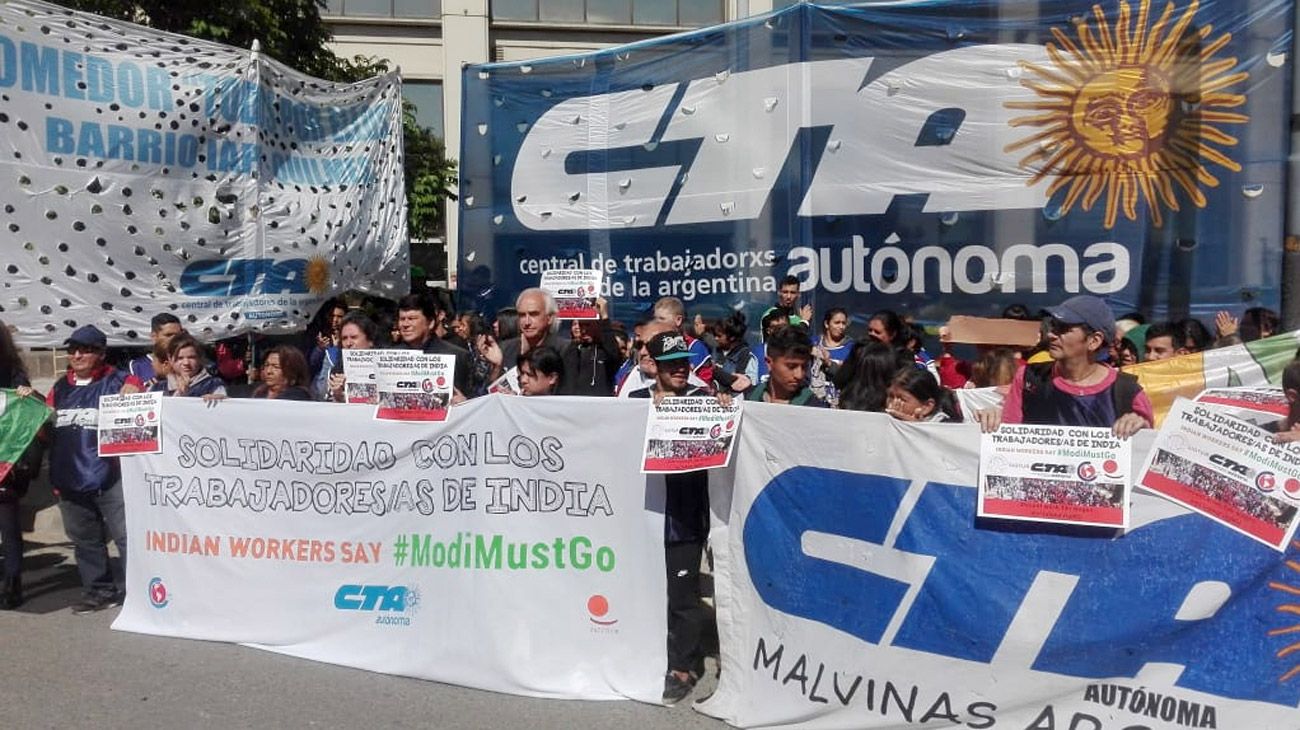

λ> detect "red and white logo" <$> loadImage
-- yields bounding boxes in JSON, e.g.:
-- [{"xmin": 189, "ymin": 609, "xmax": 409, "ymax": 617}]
[
  {"xmin": 148, "ymin": 577, "xmax": 169, "ymax": 608},
  {"xmin": 1102, "ymin": 459, "xmax": 1122, "ymax": 478},
  {"xmin": 1077, "ymin": 462, "xmax": 1097, "ymax": 482},
  {"xmin": 1257, "ymin": 472, "xmax": 1277, "ymax": 493},
  {"xmin": 587, "ymin": 594, "xmax": 617, "ymax": 627},
  {"xmin": 421, "ymin": 379, "xmax": 434, "ymax": 393}
]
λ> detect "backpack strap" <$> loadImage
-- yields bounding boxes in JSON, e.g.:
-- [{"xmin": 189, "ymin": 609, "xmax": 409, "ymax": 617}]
[{"xmin": 1111, "ymin": 371, "xmax": 1141, "ymax": 417}]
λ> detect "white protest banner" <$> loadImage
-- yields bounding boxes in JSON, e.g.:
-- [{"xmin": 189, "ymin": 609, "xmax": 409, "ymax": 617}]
[
  {"xmin": 979, "ymin": 425, "xmax": 1131, "ymax": 529},
  {"xmin": 1194, "ymin": 386, "xmax": 1290, "ymax": 419},
  {"xmin": 97, "ymin": 391, "xmax": 163, "ymax": 456},
  {"xmin": 641, "ymin": 396, "xmax": 741, "ymax": 473},
  {"xmin": 114, "ymin": 396, "xmax": 665, "ymax": 701},
  {"xmin": 342, "ymin": 349, "xmax": 379, "ymax": 405},
  {"xmin": 2, "ymin": 0, "xmax": 407, "ymax": 348},
  {"xmin": 540, "ymin": 269, "xmax": 602, "ymax": 320},
  {"xmin": 375, "ymin": 351, "xmax": 454, "ymax": 422},
  {"xmin": 1137, "ymin": 398, "xmax": 1300, "ymax": 551},
  {"xmin": 700, "ymin": 404, "xmax": 1300, "ymax": 729}
]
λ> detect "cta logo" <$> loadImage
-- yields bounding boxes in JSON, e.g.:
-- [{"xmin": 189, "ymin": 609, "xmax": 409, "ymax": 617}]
[
  {"xmin": 148, "ymin": 577, "xmax": 169, "ymax": 609},
  {"xmin": 334, "ymin": 584, "xmax": 420, "ymax": 626},
  {"xmin": 1031, "ymin": 463, "xmax": 1069, "ymax": 475},
  {"xmin": 587, "ymin": 594, "xmax": 618, "ymax": 631},
  {"xmin": 679, "ymin": 426, "xmax": 707, "ymax": 436},
  {"xmin": 1208, "ymin": 453, "xmax": 1252, "ymax": 478},
  {"xmin": 178, "ymin": 256, "xmax": 330, "ymax": 297}
]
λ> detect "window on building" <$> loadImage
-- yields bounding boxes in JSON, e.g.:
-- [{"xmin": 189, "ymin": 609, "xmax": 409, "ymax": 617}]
[
  {"xmin": 492, "ymin": 0, "xmax": 538, "ymax": 20},
  {"xmin": 491, "ymin": 0, "xmax": 723, "ymax": 26},
  {"xmin": 587, "ymin": 0, "xmax": 631, "ymax": 24},
  {"xmin": 323, "ymin": 0, "xmax": 442, "ymax": 18},
  {"xmin": 540, "ymin": 0, "xmax": 586, "ymax": 21},
  {"xmin": 773, "ymin": 0, "xmax": 857, "ymax": 7},
  {"xmin": 631, "ymin": 0, "xmax": 676, "ymax": 25},
  {"xmin": 404, "ymin": 80, "xmax": 445, "ymax": 139}
]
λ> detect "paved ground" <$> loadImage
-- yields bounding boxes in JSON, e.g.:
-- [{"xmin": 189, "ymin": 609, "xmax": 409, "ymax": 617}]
[
  {"xmin": 1, "ymin": 494, "xmax": 726, "ymax": 730},
  {"xmin": 0, "ymin": 529, "xmax": 727, "ymax": 729},
  {"xmin": 4, "ymin": 377, "xmax": 727, "ymax": 727}
]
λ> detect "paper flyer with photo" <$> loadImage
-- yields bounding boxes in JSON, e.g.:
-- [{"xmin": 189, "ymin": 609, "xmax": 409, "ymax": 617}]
[
  {"xmin": 341, "ymin": 349, "xmax": 380, "ymax": 405},
  {"xmin": 641, "ymin": 396, "xmax": 742, "ymax": 474},
  {"xmin": 374, "ymin": 351, "xmax": 455, "ymax": 422},
  {"xmin": 978, "ymin": 424, "xmax": 1131, "ymax": 528},
  {"xmin": 1194, "ymin": 386, "xmax": 1290, "ymax": 418},
  {"xmin": 1137, "ymin": 398, "xmax": 1300, "ymax": 551},
  {"xmin": 98, "ymin": 391, "xmax": 164, "ymax": 456},
  {"xmin": 540, "ymin": 268, "xmax": 602, "ymax": 320},
  {"xmin": 488, "ymin": 367, "xmax": 520, "ymax": 396}
]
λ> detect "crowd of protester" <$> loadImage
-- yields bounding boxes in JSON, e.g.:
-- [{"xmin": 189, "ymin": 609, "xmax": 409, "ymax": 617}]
[
  {"xmin": 1149, "ymin": 448, "xmax": 1296, "ymax": 529},
  {"xmin": 0, "ymin": 272, "xmax": 1294, "ymax": 704},
  {"xmin": 985, "ymin": 475, "xmax": 1123, "ymax": 509}
]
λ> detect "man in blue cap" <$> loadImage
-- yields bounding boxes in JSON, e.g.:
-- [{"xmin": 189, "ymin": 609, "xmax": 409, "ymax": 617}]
[
  {"xmin": 976, "ymin": 295, "xmax": 1152, "ymax": 437},
  {"xmin": 45, "ymin": 325, "xmax": 141, "ymax": 614}
]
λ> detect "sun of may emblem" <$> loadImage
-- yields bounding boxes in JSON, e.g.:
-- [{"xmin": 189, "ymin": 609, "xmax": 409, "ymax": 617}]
[
  {"xmin": 1005, "ymin": 0, "xmax": 1248, "ymax": 228},
  {"xmin": 306, "ymin": 255, "xmax": 333, "ymax": 294}
]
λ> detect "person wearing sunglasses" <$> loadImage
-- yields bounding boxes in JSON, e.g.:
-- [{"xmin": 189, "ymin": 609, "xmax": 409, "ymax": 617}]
[{"xmin": 976, "ymin": 295, "xmax": 1152, "ymax": 438}]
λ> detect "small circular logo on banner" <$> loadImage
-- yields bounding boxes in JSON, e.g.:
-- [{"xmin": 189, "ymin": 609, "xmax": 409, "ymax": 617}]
[
  {"xmin": 1102, "ymin": 459, "xmax": 1121, "ymax": 477},
  {"xmin": 134, "ymin": 414, "xmax": 145, "ymax": 427},
  {"xmin": 435, "ymin": 375, "xmax": 447, "ymax": 388},
  {"xmin": 1257, "ymin": 472, "xmax": 1277, "ymax": 493},
  {"xmin": 148, "ymin": 577, "xmax": 169, "ymax": 609},
  {"xmin": 725, "ymin": 419, "xmax": 736, "ymax": 431},
  {"xmin": 1284, "ymin": 478, "xmax": 1300, "ymax": 499},
  {"xmin": 710, "ymin": 424, "xmax": 722, "ymax": 439},
  {"xmin": 147, "ymin": 410, "xmax": 156, "ymax": 421},
  {"xmin": 421, "ymin": 379, "xmax": 434, "ymax": 393},
  {"xmin": 1077, "ymin": 462, "xmax": 1098, "ymax": 482},
  {"xmin": 588, "ymin": 594, "xmax": 617, "ymax": 626}
]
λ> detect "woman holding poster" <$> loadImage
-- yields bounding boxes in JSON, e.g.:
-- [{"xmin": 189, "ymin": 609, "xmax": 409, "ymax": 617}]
[
  {"xmin": 326, "ymin": 313, "xmax": 379, "ymax": 403},
  {"xmin": 976, "ymin": 295, "xmax": 1152, "ymax": 437}
]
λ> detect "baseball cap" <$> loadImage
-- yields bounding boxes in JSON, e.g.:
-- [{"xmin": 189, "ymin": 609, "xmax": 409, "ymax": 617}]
[
  {"xmin": 646, "ymin": 331, "xmax": 692, "ymax": 361},
  {"xmin": 1047, "ymin": 295, "xmax": 1115, "ymax": 344},
  {"xmin": 65, "ymin": 324, "xmax": 108, "ymax": 350}
]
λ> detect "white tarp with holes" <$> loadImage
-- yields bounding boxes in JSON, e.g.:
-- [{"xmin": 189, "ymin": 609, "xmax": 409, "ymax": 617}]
[{"xmin": 0, "ymin": 0, "xmax": 408, "ymax": 346}]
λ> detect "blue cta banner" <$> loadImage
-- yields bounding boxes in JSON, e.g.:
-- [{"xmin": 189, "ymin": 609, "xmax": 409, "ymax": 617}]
[
  {"xmin": 458, "ymin": 0, "xmax": 1292, "ymax": 330},
  {"xmin": 700, "ymin": 403, "xmax": 1300, "ymax": 728}
]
